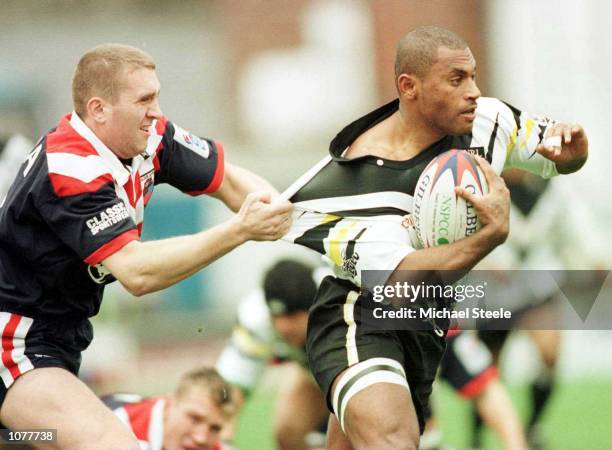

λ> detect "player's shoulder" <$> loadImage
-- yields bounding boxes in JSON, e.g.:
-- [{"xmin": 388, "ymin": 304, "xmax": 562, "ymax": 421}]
[
  {"xmin": 43, "ymin": 115, "xmax": 113, "ymax": 197},
  {"xmin": 475, "ymin": 97, "xmax": 518, "ymax": 120}
]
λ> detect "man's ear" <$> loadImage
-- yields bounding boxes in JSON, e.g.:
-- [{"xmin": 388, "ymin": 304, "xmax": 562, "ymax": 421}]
[
  {"xmin": 86, "ymin": 97, "xmax": 107, "ymax": 123},
  {"xmin": 397, "ymin": 73, "xmax": 419, "ymax": 100}
]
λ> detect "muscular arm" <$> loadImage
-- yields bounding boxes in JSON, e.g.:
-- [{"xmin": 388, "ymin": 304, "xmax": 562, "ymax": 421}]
[
  {"xmin": 392, "ymin": 156, "xmax": 509, "ymax": 279},
  {"xmin": 210, "ymin": 162, "xmax": 279, "ymax": 212},
  {"xmin": 102, "ymin": 193, "xmax": 292, "ymax": 296}
]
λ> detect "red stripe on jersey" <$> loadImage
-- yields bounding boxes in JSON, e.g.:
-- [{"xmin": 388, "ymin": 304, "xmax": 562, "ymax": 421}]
[
  {"xmin": 155, "ymin": 116, "xmax": 169, "ymax": 135},
  {"xmin": 84, "ymin": 229, "xmax": 139, "ymax": 265},
  {"xmin": 459, "ymin": 366, "xmax": 498, "ymax": 398},
  {"xmin": 123, "ymin": 397, "xmax": 158, "ymax": 441},
  {"xmin": 186, "ymin": 140, "xmax": 225, "ymax": 196},
  {"xmin": 123, "ymin": 176, "xmax": 136, "ymax": 208},
  {"xmin": 48, "ymin": 173, "xmax": 114, "ymax": 197},
  {"xmin": 446, "ymin": 324, "xmax": 462, "ymax": 338},
  {"xmin": 46, "ymin": 114, "xmax": 99, "ymax": 157},
  {"xmin": 134, "ymin": 171, "xmax": 143, "ymax": 206},
  {"xmin": 151, "ymin": 117, "xmax": 168, "ymax": 174},
  {"xmin": 1, "ymin": 314, "xmax": 22, "ymax": 380}
]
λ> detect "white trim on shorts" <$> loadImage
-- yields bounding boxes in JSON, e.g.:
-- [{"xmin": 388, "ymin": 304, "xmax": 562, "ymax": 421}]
[
  {"xmin": 332, "ymin": 357, "xmax": 409, "ymax": 432},
  {"xmin": 0, "ymin": 312, "xmax": 34, "ymax": 389},
  {"xmin": 343, "ymin": 290, "xmax": 360, "ymax": 366}
]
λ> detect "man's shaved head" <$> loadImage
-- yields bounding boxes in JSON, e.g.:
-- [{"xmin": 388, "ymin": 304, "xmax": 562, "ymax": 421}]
[{"xmin": 395, "ymin": 26, "xmax": 468, "ymax": 79}]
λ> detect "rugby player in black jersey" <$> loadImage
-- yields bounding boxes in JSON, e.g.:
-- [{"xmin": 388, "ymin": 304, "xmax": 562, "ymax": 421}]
[{"xmin": 284, "ymin": 26, "xmax": 588, "ymax": 450}]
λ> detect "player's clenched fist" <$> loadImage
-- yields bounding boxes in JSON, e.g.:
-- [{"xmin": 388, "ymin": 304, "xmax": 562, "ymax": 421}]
[
  {"xmin": 455, "ymin": 156, "xmax": 510, "ymax": 245},
  {"xmin": 234, "ymin": 191, "xmax": 293, "ymax": 241}
]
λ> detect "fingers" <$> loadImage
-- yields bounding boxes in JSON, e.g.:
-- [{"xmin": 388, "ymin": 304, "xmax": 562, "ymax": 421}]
[
  {"xmin": 454, "ymin": 185, "xmax": 478, "ymax": 204},
  {"xmin": 268, "ymin": 199, "xmax": 293, "ymax": 215},
  {"xmin": 249, "ymin": 191, "xmax": 272, "ymax": 204},
  {"xmin": 563, "ymin": 126, "xmax": 572, "ymax": 145},
  {"xmin": 536, "ymin": 143, "xmax": 558, "ymax": 160},
  {"xmin": 238, "ymin": 194, "xmax": 293, "ymax": 241},
  {"xmin": 472, "ymin": 155, "xmax": 503, "ymax": 189},
  {"xmin": 537, "ymin": 123, "xmax": 581, "ymax": 160},
  {"xmin": 571, "ymin": 124, "xmax": 584, "ymax": 139}
]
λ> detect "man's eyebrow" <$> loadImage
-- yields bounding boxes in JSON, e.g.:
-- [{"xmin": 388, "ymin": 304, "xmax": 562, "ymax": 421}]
[
  {"xmin": 449, "ymin": 67, "xmax": 476, "ymax": 77},
  {"xmin": 138, "ymin": 90, "xmax": 160, "ymax": 101}
]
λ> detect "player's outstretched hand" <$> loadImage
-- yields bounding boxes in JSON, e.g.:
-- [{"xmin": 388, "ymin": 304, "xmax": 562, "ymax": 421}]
[
  {"xmin": 455, "ymin": 155, "xmax": 509, "ymax": 245},
  {"xmin": 536, "ymin": 123, "xmax": 588, "ymax": 174},
  {"xmin": 235, "ymin": 191, "xmax": 293, "ymax": 241}
]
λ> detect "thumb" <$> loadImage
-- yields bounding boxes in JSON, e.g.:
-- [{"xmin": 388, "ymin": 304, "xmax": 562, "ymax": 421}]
[{"xmin": 249, "ymin": 191, "xmax": 272, "ymax": 204}]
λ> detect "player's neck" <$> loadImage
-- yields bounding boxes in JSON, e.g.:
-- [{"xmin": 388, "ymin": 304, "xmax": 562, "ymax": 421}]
[
  {"xmin": 395, "ymin": 106, "xmax": 446, "ymax": 154},
  {"xmin": 345, "ymin": 108, "xmax": 445, "ymax": 161}
]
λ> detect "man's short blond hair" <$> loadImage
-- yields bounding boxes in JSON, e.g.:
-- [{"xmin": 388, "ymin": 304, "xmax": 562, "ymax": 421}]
[
  {"xmin": 72, "ymin": 43, "xmax": 156, "ymax": 117},
  {"xmin": 175, "ymin": 367, "xmax": 236, "ymax": 417}
]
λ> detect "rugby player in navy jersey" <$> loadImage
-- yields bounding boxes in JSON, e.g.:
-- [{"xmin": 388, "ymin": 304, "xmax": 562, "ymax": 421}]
[
  {"xmin": 0, "ymin": 44, "xmax": 291, "ymax": 450},
  {"xmin": 283, "ymin": 26, "xmax": 588, "ymax": 450}
]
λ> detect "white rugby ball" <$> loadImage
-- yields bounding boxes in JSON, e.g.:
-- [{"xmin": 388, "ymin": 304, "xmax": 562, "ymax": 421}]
[{"xmin": 412, "ymin": 150, "xmax": 488, "ymax": 248}]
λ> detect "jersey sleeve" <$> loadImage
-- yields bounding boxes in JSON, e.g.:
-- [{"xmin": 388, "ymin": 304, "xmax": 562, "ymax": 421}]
[
  {"xmin": 153, "ymin": 119, "xmax": 225, "ymax": 195},
  {"xmin": 475, "ymin": 97, "xmax": 559, "ymax": 178},
  {"xmin": 215, "ymin": 291, "xmax": 274, "ymax": 393},
  {"xmin": 215, "ymin": 325, "xmax": 270, "ymax": 394},
  {"xmin": 39, "ymin": 158, "xmax": 138, "ymax": 266}
]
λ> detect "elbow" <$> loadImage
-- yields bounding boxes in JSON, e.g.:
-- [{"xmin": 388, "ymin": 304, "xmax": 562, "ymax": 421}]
[{"xmin": 119, "ymin": 273, "xmax": 155, "ymax": 297}]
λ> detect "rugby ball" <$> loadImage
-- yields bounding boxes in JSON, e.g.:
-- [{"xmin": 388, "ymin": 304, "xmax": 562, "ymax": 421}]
[{"xmin": 412, "ymin": 150, "xmax": 488, "ymax": 248}]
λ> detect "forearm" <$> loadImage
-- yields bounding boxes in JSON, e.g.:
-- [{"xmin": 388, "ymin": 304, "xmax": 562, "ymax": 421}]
[
  {"xmin": 476, "ymin": 382, "xmax": 527, "ymax": 449},
  {"xmin": 218, "ymin": 163, "xmax": 279, "ymax": 212},
  {"xmin": 395, "ymin": 226, "xmax": 504, "ymax": 273},
  {"xmin": 105, "ymin": 217, "xmax": 246, "ymax": 296}
]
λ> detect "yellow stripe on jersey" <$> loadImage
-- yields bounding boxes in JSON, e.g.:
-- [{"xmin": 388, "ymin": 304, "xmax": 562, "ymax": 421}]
[
  {"xmin": 506, "ymin": 125, "xmax": 518, "ymax": 159},
  {"xmin": 232, "ymin": 325, "xmax": 272, "ymax": 359},
  {"xmin": 519, "ymin": 117, "xmax": 536, "ymax": 149},
  {"xmin": 328, "ymin": 220, "xmax": 360, "ymax": 267},
  {"xmin": 321, "ymin": 213, "xmax": 340, "ymax": 225}
]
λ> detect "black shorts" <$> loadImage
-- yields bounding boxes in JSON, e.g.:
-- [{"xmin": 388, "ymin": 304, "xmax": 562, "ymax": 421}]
[
  {"xmin": 0, "ymin": 312, "xmax": 93, "ymax": 407},
  {"xmin": 439, "ymin": 330, "xmax": 497, "ymax": 398},
  {"xmin": 306, "ymin": 276, "xmax": 446, "ymax": 433}
]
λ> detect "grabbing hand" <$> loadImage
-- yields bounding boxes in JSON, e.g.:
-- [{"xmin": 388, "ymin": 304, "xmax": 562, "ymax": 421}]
[{"xmin": 235, "ymin": 191, "xmax": 293, "ymax": 241}]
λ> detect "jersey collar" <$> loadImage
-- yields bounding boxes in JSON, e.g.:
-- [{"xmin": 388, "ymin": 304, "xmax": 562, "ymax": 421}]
[
  {"xmin": 329, "ymin": 99, "xmax": 399, "ymax": 161},
  {"xmin": 69, "ymin": 111, "xmax": 131, "ymax": 185},
  {"xmin": 328, "ymin": 99, "xmax": 451, "ymax": 167}
]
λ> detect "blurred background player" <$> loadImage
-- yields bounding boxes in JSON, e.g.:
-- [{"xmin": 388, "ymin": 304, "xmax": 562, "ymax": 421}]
[
  {"xmin": 102, "ymin": 367, "xmax": 236, "ymax": 450},
  {"xmin": 216, "ymin": 259, "xmax": 329, "ymax": 450},
  {"xmin": 0, "ymin": 134, "xmax": 32, "ymax": 199},
  {"xmin": 471, "ymin": 170, "xmax": 564, "ymax": 449},
  {"xmin": 422, "ymin": 328, "xmax": 528, "ymax": 450}
]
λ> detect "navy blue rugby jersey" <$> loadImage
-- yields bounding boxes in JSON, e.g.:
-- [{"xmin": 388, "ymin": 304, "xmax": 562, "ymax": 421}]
[{"xmin": 0, "ymin": 112, "xmax": 224, "ymax": 319}]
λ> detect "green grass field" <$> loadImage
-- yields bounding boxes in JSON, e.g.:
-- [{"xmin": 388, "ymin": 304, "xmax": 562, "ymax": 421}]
[{"xmin": 234, "ymin": 378, "xmax": 612, "ymax": 450}]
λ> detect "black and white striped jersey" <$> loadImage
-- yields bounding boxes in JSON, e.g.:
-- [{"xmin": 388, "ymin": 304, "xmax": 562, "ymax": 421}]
[{"xmin": 283, "ymin": 97, "xmax": 559, "ymax": 287}]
